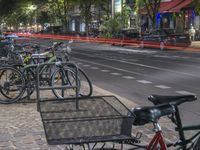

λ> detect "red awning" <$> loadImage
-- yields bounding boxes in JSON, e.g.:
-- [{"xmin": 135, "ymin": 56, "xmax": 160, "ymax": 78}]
[
  {"xmin": 159, "ymin": 0, "xmax": 183, "ymax": 12},
  {"xmin": 169, "ymin": 0, "xmax": 193, "ymax": 12}
]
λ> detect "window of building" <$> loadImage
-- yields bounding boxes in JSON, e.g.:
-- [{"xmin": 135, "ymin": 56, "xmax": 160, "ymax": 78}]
[
  {"xmin": 80, "ymin": 22, "xmax": 85, "ymax": 32},
  {"xmin": 71, "ymin": 20, "xmax": 75, "ymax": 31},
  {"xmin": 114, "ymin": 0, "xmax": 122, "ymax": 13}
]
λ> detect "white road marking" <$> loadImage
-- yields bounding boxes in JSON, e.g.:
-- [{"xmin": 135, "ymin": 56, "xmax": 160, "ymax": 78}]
[
  {"xmin": 175, "ymin": 91, "xmax": 196, "ymax": 95},
  {"xmin": 83, "ymin": 64, "xmax": 91, "ymax": 67},
  {"xmin": 77, "ymin": 62, "xmax": 83, "ymax": 65},
  {"xmin": 73, "ymin": 52, "xmax": 196, "ymax": 77},
  {"xmin": 90, "ymin": 67, "xmax": 99, "ymax": 69},
  {"xmin": 110, "ymin": 73, "xmax": 121, "ymax": 76},
  {"xmin": 101, "ymin": 70, "xmax": 110, "ymax": 72},
  {"xmin": 122, "ymin": 76, "xmax": 135, "ymax": 80},
  {"xmin": 137, "ymin": 80, "xmax": 152, "ymax": 84},
  {"xmin": 155, "ymin": 85, "xmax": 171, "ymax": 89}
]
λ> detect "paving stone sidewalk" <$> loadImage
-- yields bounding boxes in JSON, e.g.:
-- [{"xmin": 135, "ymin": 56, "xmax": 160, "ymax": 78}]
[
  {"xmin": 191, "ymin": 41, "xmax": 200, "ymax": 48},
  {"xmin": 0, "ymin": 85, "xmax": 195, "ymax": 150}
]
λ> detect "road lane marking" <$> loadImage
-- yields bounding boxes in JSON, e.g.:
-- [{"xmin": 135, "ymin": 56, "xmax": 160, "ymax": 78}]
[
  {"xmin": 73, "ymin": 51, "xmax": 197, "ymax": 77},
  {"xmin": 77, "ymin": 62, "xmax": 83, "ymax": 65},
  {"xmin": 110, "ymin": 73, "xmax": 121, "ymax": 76},
  {"xmin": 175, "ymin": 91, "xmax": 196, "ymax": 95},
  {"xmin": 83, "ymin": 64, "xmax": 91, "ymax": 67},
  {"xmin": 155, "ymin": 85, "xmax": 171, "ymax": 89},
  {"xmin": 122, "ymin": 76, "xmax": 135, "ymax": 80},
  {"xmin": 137, "ymin": 80, "xmax": 152, "ymax": 84},
  {"xmin": 73, "ymin": 58, "xmax": 142, "ymax": 75},
  {"xmin": 90, "ymin": 67, "xmax": 99, "ymax": 69},
  {"xmin": 101, "ymin": 70, "xmax": 110, "ymax": 72}
]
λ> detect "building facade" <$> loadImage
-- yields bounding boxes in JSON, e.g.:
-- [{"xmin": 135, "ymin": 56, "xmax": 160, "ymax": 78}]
[
  {"xmin": 140, "ymin": 0, "xmax": 200, "ymax": 33},
  {"xmin": 68, "ymin": 2, "xmax": 111, "ymax": 35}
]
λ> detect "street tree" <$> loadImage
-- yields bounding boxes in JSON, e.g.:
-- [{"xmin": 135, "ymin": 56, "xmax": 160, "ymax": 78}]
[
  {"xmin": 140, "ymin": 0, "xmax": 161, "ymax": 29},
  {"xmin": 194, "ymin": 0, "xmax": 200, "ymax": 14},
  {"xmin": 99, "ymin": 13, "xmax": 124, "ymax": 38},
  {"xmin": 78, "ymin": 0, "xmax": 110, "ymax": 35},
  {"xmin": 0, "ymin": 0, "xmax": 32, "ymax": 30},
  {"xmin": 46, "ymin": 0, "xmax": 78, "ymax": 33}
]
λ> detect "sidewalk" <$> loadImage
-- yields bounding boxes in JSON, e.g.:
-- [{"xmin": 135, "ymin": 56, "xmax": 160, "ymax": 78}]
[
  {"xmin": 1, "ymin": 85, "xmax": 195, "ymax": 150},
  {"xmin": 191, "ymin": 41, "xmax": 200, "ymax": 48}
]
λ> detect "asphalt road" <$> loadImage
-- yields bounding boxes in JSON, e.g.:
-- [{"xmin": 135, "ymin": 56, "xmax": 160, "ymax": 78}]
[{"xmin": 30, "ymin": 39, "xmax": 200, "ymax": 125}]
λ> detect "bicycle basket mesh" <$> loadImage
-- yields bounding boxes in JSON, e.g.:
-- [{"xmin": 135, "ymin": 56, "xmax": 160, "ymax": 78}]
[{"xmin": 39, "ymin": 96, "xmax": 134, "ymax": 145}]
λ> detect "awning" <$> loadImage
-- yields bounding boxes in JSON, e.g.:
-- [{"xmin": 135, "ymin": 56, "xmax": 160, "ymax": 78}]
[
  {"xmin": 169, "ymin": 0, "xmax": 193, "ymax": 12},
  {"xmin": 139, "ymin": 0, "xmax": 188, "ymax": 15},
  {"xmin": 160, "ymin": 0, "xmax": 183, "ymax": 12}
]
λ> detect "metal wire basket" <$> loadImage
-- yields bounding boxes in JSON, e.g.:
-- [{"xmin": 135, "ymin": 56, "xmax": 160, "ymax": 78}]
[{"xmin": 39, "ymin": 96, "xmax": 135, "ymax": 145}]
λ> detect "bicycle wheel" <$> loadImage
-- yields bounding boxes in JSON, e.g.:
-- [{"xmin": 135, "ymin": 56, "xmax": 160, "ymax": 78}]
[
  {"xmin": 20, "ymin": 68, "xmax": 35, "ymax": 100},
  {"xmin": 51, "ymin": 67, "xmax": 79, "ymax": 98},
  {"xmin": 77, "ymin": 68, "xmax": 93, "ymax": 98},
  {"xmin": 193, "ymin": 136, "xmax": 200, "ymax": 150},
  {"xmin": 40, "ymin": 64, "xmax": 56, "ymax": 86},
  {"xmin": 0, "ymin": 67, "xmax": 25, "ymax": 103}
]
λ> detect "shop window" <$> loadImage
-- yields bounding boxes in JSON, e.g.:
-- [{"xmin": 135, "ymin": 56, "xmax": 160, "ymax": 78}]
[
  {"xmin": 71, "ymin": 20, "xmax": 75, "ymax": 31},
  {"xmin": 80, "ymin": 22, "xmax": 85, "ymax": 32}
]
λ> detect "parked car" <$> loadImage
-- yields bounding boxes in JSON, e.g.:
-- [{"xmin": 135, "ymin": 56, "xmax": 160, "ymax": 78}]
[{"xmin": 140, "ymin": 29, "xmax": 191, "ymax": 50}]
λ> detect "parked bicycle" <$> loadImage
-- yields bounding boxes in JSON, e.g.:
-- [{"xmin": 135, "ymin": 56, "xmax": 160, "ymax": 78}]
[
  {"xmin": 0, "ymin": 42, "xmax": 61, "ymax": 103},
  {"xmin": 148, "ymin": 94, "xmax": 200, "ymax": 149},
  {"xmin": 0, "ymin": 40, "xmax": 92, "ymax": 103},
  {"xmin": 38, "ymin": 93, "xmax": 200, "ymax": 150}
]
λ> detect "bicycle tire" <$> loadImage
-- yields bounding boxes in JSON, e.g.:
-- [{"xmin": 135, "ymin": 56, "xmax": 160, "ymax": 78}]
[
  {"xmin": 51, "ymin": 66, "xmax": 93, "ymax": 98},
  {"xmin": 51, "ymin": 67, "xmax": 80, "ymax": 98},
  {"xmin": 0, "ymin": 66, "xmax": 25, "ymax": 104},
  {"xmin": 40, "ymin": 64, "xmax": 56, "ymax": 86},
  {"xmin": 20, "ymin": 68, "xmax": 35, "ymax": 100},
  {"xmin": 193, "ymin": 135, "xmax": 200, "ymax": 150},
  {"xmin": 77, "ymin": 68, "xmax": 93, "ymax": 98}
]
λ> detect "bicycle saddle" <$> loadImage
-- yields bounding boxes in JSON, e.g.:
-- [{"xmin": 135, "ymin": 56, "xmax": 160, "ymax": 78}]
[
  {"xmin": 148, "ymin": 95, "xmax": 197, "ymax": 106},
  {"xmin": 131, "ymin": 104, "xmax": 175, "ymax": 126}
]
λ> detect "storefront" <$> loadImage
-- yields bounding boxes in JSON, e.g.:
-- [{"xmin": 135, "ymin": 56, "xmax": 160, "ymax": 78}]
[{"xmin": 139, "ymin": 0, "xmax": 197, "ymax": 33}]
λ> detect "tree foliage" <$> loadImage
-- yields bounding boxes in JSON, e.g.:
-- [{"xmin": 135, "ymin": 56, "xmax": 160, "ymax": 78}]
[
  {"xmin": 99, "ymin": 12, "xmax": 129, "ymax": 38},
  {"xmin": 142, "ymin": 0, "xmax": 161, "ymax": 29},
  {"xmin": 194, "ymin": 0, "xmax": 200, "ymax": 14}
]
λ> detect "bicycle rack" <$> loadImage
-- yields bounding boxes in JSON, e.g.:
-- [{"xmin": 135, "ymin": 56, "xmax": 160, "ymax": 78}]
[
  {"xmin": 35, "ymin": 62, "xmax": 140, "ymax": 149},
  {"xmin": 36, "ymin": 62, "xmax": 79, "ymax": 111}
]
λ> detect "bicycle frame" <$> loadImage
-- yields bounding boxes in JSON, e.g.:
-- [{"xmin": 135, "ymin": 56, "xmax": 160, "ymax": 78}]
[
  {"xmin": 147, "ymin": 123, "xmax": 167, "ymax": 150},
  {"xmin": 173, "ymin": 105, "xmax": 200, "ymax": 150}
]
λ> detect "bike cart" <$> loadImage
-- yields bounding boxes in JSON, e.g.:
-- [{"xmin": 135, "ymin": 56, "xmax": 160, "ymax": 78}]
[{"xmin": 36, "ymin": 63, "xmax": 139, "ymax": 150}]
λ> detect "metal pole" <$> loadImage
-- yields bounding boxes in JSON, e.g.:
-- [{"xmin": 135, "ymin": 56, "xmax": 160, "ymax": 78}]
[
  {"xmin": 75, "ymin": 65, "xmax": 79, "ymax": 110},
  {"xmin": 36, "ymin": 64, "xmax": 40, "ymax": 112}
]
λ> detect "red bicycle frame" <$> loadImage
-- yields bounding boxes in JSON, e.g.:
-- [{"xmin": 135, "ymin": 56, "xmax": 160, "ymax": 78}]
[{"xmin": 147, "ymin": 131, "xmax": 167, "ymax": 150}]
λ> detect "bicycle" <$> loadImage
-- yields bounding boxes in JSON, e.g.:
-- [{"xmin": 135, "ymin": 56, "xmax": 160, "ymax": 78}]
[
  {"xmin": 27, "ymin": 40, "xmax": 92, "ymax": 99},
  {"xmin": 50, "ymin": 40, "xmax": 93, "ymax": 98},
  {"xmin": 0, "ymin": 66, "xmax": 25, "ymax": 103},
  {"xmin": 38, "ymin": 94, "xmax": 178, "ymax": 150},
  {"xmin": 148, "ymin": 94, "xmax": 200, "ymax": 149},
  {"xmin": 0, "ymin": 40, "xmax": 92, "ymax": 103},
  {"xmin": 0, "ymin": 42, "xmax": 63, "ymax": 103}
]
